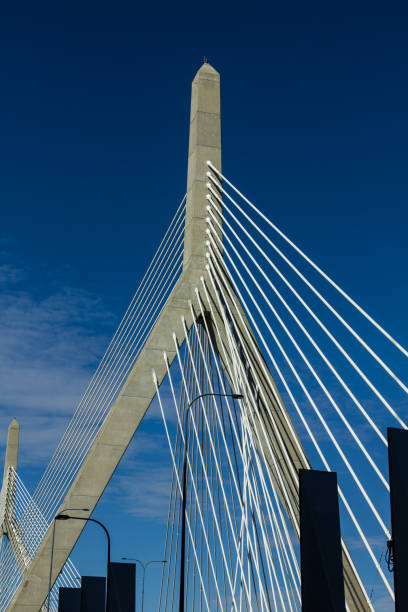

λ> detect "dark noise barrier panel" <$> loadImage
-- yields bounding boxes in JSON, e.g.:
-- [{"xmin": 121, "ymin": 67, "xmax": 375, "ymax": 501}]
[
  {"xmin": 80, "ymin": 576, "xmax": 106, "ymax": 612},
  {"xmin": 387, "ymin": 427, "xmax": 408, "ymax": 611},
  {"xmin": 108, "ymin": 562, "xmax": 136, "ymax": 612},
  {"xmin": 58, "ymin": 587, "xmax": 81, "ymax": 612},
  {"xmin": 299, "ymin": 469, "xmax": 345, "ymax": 612}
]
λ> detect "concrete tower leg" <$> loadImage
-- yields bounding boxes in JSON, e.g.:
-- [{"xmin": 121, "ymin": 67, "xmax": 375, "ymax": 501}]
[
  {"xmin": 1, "ymin": 419, "xmax": 20, "ymax": 547},
  {"xmin": 183, "ymin": 61, "xmax": 221, "ymax": 272},
  {"xmin": 3, "ymin": 418, "xmax": 19, "ymax": 483},
  {"xmin": 6, "ymin": 63, "xmax": 371, "ymax": 611},
  {"xmin": 0, "ymin": 419, "xmax": 31, "ymax": 572}
]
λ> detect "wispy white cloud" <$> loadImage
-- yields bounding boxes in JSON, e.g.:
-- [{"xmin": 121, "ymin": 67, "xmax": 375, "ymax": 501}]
[
  {"xmin": 371, "ymin": 593, "xmax": 394, "ymax": 612},
  {"xmin": 109, "ymin": 464, "xmax": 173, "ymax": 521},
  {"xmin": 105, "ymin": 432, "xmax": 173, "ymax": 521},
  {"xmin": 0, "ymin": 264, "xmax": 23, "ymax": 285},
  {"xmin": 347, "ymin": 534, "xmax": 386, "ymax": 552},
  {"xmin": 0, "ymin": 256, "xmax": 180, "ymax": 526},
  {"xmin": 0, "ymin": 265, "xmax": 115, "ymax": 470}
]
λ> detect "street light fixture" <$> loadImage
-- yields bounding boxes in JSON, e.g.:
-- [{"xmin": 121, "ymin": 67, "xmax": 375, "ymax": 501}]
[
  {"xmin": 121, "ymin": 557, "xmax": 167, "ymax": 612},
  {"xmin": 56, "ymin": 515, "xmax": 111, "ymax": 612},
  {"xmin": 47, "ymin": 508, "xmax": 89, "ymax": 612},
  {"xmin": 179, "ymin": 392, "xmax": 243, "ymax": 612}
]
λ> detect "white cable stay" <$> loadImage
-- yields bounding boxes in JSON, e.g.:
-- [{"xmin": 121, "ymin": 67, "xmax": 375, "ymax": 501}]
[
  {"xmin": 34, "ymin": 251, "xmax": 184, "ymax": 523},
  {"xmin": 202, "ymin": 261, "xmax": 384, "ymax": 610},
  {"xmin": 206, "ymin": 192, "xmax": 405, "ymax": 437},
  {"xmin": 159, "ymin": 330, "xmax": 201, "ymax": 612},
  {"xmin": 202, "ymin": 279, "xmax": 306, "ymax": 608},
  {"xmin": 33, "ymin": 198, "xmax": 186, "ymax": 506},
  {"xmin": 205, "ymin": 251, "xmax": 387, "ymax": 604},
  {"xmin": 0, "ymin": 468, "xmax": 80, "ymax": 610},
  {"xmin": 192, "ymin": 295, "xmax": 302, "ymax": 601},
  {"xmin": 188, "ymin": 307, "xmax": 295, "ymax": 609},
  {"xmin": 207, "ymin": 186, "xmax": 407, "ymax": 433},
  {"xmin": 163, "ymin": 353, "xmax": 233, "ymax": 611},
  {"xmin": 207, "ymin": 169, "xmax": 408, "ymax": 399},
  {"xmin": 34, "ymin": 264, "xmax": 186, "ymax": 524},
  {"xmin": 209, "ymin": 307, "xmax": 300, "ymax": 610},
  {"xmin": 206, "ymin": 209, "xmax": 389, "ymax": 489},
  {"xmin": 3, "ymin": 162, "xmax": 399, "ymax": 611},
  {"xmin": 174, "ymin": 328, "xmax": 256, "ymax": 608},
  {"xmin": 32, "ymin": 220, "xmax": 185, "ymax": 518},
  {"xmin": 158, "ymin": 317, "xmax": 300, "ymax": 609},
  {"xmin": 0, "ymin": 198, "xmax": 186, "ymax": 592},
  {"xmin": 207, "ymin": 161, "xmax": 408, "ymax": 360},
  {"xmin": 3, "ymin": 470, "xmax": 79, "ymax": 585},
  {"xmin": 206, "ymin": 262, "xmax": 387, "ymax": 607},
  {"xmin": 155, "ymin": 371, "xmax": 211, "ymax": 612},
  {"xmin": 211, "ymin": 316, "xmax": 291, "ymax": 600},
  {"xmin": 28, "ymin": 231, "xmax": 185, "ymax": 526},
  {"xmin": 207, "ymin": 234, "xmax": 389, "ymax": 539},
  {"xmin": 201, "ymin": 268, "xmax": 303, "ymax": 538},
  {"xmin": 184, "ymin": 324, "xmax": 275, "ymax": 607},
  {"xmin": 188, "ymin": 344, "xmax": 297, "ymax": 612},
  {"xmin": 30, "ymin": 214, "xmax": 185, "ymax": 522},
  {"xmin": 195, "ymin": 285, "xmax": 301, "ymax": 577}
]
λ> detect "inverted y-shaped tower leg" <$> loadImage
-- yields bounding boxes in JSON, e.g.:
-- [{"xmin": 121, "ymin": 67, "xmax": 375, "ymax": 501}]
[{"xmin": 7, "ymin": 63, "xmax": 372, "ymax": 611}]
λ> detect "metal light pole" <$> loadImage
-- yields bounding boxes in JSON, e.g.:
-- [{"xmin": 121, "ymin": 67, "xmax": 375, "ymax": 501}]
[
  {"xmin": 56, "ymin": 515, "xmax": 111, "ymax": 612},
  {"xmin": 121, "ymin": 557, "xmax": 166, "ymax": 612},
  {"xmin": 46, "ymin": 508, "xmax": 89, "ymax": 612},
  {"xmin": 178, "ymin": 392, "xmax": 243, "ymax": 612}
]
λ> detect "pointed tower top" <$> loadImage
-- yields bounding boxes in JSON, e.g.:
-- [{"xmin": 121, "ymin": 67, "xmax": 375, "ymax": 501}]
[
  {"xmin": 3, "ymin": 418, "xmax": 20, "ymax": 483},
  {"xmin": 184, "ymin": 58, "xmax": 221, "ymax": 271},
  {"xmin": 194, "ymin": 61, "xmax": 220, "ymax": 80}
]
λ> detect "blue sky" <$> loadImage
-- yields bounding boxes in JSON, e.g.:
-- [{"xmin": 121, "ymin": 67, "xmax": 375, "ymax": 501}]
[{"xmin": 0, "ymin": 1, "xmax": 407, "ymax": 609}]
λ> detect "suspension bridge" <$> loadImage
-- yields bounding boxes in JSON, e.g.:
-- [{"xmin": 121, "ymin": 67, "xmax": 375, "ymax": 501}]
[{"xmin": 0, "ymin": 62, "xmax": 406, "ymax": 611}]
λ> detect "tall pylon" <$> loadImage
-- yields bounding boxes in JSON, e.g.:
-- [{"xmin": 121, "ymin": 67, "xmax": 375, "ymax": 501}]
[
  {"xmin": 2, "ymin": 419, "xmax": 19, "ymax": 484},
  {"xmin": 6, "ymin": 63, "xmax": 371, "ymax": 611},
  {"xmin": 0, "ymin": 420, "xmax": 31, "ymax": 573}
]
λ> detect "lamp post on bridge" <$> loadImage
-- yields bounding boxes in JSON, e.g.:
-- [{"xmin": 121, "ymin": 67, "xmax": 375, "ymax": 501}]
[
  {"xmin": 178, "ymin": 392, "xmax": 243, "ymax": 612},
  {"xmin": 46, "ymin": 507, "xmax": 89, "ymax": 612},
  {"xmin": 121, "ymin": 557, "xmax": 166, "ymax": 612},
  {"xmin": 55, "ymin": 514, "xmax": 111, "ymax": 612}
]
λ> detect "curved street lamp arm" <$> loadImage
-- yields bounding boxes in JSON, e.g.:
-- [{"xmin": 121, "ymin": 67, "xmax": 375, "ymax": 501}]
[
  {"xmin": 187, "ymin": 392, "xmax": 243, "ymax": 409},
  {"xmin": 55, "ymin": 515, "xmax": 111, "ymax": 612},
  {"xmin": 145, "ymin": 559, "xmax": 167, "ymax": 568},
  {"xmin": 183, "ymin": 392, "xmax": 243, "ymax": 433},
  {"xmin": 47, "ymin": 508, "xmax": 89, "ymax": 612}
]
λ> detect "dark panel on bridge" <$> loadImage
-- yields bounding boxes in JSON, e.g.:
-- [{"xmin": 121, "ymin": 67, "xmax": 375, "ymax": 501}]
[
  {"xmin": 80, "ymin": 576, "xmax": 106, "ymax": 612},
  {"xmin": 58, "ymin": 587, "xmax": 81, "ymax": 612},
  {"xmin": 299, "ymin": 469, "xmax": 345, "ymax": 612},
  {"xmin": 388, "ymin": 427, "xmax": 408, "ymax": 611},
  {"xmin": 108, "ymin": 562, "xmax": 136, "ymax": 612}
]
